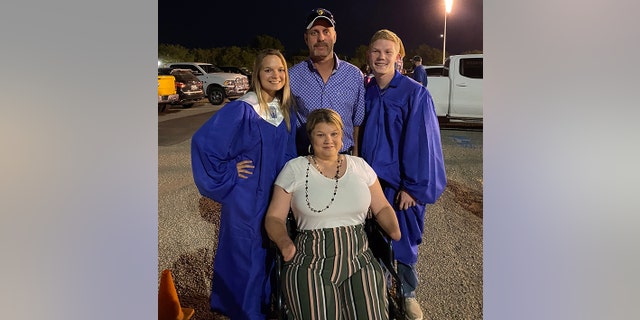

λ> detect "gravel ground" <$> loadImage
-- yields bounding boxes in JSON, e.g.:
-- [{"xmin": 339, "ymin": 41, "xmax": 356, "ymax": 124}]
[{"xmin": 158, "ymin": 129, "xmax": 483, "ymax": 320}]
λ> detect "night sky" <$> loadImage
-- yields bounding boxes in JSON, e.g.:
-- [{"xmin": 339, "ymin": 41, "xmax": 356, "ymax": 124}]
[{"xmin": 158, "ymin": 0, "xmax": 482, "ymax": 58}]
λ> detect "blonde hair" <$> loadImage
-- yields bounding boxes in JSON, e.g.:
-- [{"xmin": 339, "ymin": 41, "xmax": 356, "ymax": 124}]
[
  {"xmin": 368, "ymin": 29, "xmax": 405, "ymax": 58},
  {"xmin": 252, "ymin": 49, "xmax": 293, "ymax": 131},
  {"xmin": 306, "ymin": 108, "xmax": 344, "ymax": 140}
]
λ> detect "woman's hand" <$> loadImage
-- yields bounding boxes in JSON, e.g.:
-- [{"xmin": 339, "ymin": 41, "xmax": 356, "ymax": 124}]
[
  {"xmin": 281, "ymin": 243, "xmax": 296, "ymax": 262},
  {"xmin": 395, "ymin": 190, "xmax": 416, "ymax": 210},
  {"xmin": 236, "ymin": 160, "xmax": 255, "ymax": 179}
]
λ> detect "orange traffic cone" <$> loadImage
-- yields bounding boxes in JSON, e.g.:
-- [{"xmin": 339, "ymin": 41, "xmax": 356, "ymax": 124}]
[{"xmin": 158, "ymin": 269, "xmax": 195, "ymax": 320}]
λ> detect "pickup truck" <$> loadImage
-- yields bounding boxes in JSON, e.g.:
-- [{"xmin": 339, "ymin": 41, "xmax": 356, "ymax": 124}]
[
  {"xmin": 426, "ymin": 54, "xmax": 483, "ymax": 122},
  {"xmin": 167, "ymin": 62, "xmax": 249, "ymax": 105}
]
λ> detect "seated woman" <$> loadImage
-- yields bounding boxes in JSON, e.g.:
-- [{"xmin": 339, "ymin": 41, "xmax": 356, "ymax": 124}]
[{"xmin": 264, "ymin": 108, "xmax": 401, "ymax": 320}]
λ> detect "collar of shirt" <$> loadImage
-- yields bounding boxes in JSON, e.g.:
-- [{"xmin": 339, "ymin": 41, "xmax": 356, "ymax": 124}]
[
  {"xmin": 240, "ymin": 92, "xmax": 284, "ymax": 127},
  {"xmin": 304, "ymin": 52, "xmax": 340, "ymax": 74},
  {"xmin": 369, "ymin": 70, "xmax": 403, "ymax": 93}
]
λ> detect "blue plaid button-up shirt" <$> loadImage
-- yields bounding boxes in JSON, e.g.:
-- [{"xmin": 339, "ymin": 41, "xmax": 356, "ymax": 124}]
[{"xmin": 289, "ymin": 54, "xmax": 365, "ymax": 154}]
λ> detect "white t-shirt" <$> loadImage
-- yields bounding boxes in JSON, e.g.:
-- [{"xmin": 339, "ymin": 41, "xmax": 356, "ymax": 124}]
[{"xmin": 275, "ymin": 155, "xmax": 377, "ymax": 230}]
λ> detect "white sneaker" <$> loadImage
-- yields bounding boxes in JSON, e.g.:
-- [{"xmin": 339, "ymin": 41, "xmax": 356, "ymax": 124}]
[{"xmin": 404, "ymin": 297, "xmax": 424, "ymax": 320}]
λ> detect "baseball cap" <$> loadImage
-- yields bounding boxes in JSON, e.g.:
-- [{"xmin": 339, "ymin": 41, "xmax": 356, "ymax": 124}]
[{"xmin": 305, "ymin": 8, "xmax": 336, "ymax": 29}]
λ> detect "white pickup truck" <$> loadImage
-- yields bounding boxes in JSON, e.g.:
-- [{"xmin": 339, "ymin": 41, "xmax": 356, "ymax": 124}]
[
  {"xmin": 167, "ymin": 62, "xmax": 250, "ymax": 105},
  {"xmin": 426, "ymin": 54, "xmax": 483, "ymax": 122}
]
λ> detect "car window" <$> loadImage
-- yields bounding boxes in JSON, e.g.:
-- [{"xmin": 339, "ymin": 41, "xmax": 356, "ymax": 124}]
[
  {"xmin": 171, "ymin": 65, "xmax": 201, "ymax": 75},
  {"xmin": 459, "ymin": 58, "xmax": 483, "ymax": 79},
  {"xmin": 426, "ymin": 67, "xmax": 444, "ymax": 76},
  {"xmin": 199, "ymin": 64, "xmax": 223, "ymax": 73},
  {"xmin": 223, "ymin": 67, "xmax": 240, "ymax": 74},
  {"xmin": 171, "ymin": 70, "xmax": 199, "ymax": 82},
  {"xmin": 221, "ymin": 66, "xmax": 251, "ymax": 76}
]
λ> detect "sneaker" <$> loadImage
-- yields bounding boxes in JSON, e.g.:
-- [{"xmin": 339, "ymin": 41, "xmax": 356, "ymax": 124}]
[{"xmin": 404, "ymin": 297, "xmax": 424, "ymax": 320}]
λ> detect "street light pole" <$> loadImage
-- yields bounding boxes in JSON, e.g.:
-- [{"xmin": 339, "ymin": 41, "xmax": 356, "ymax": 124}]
[
  {"xmin": 443, "ymin": 0, "xmax": 453, "ymax": 64},
  {"xmin": 442, "ymin": 10, "xmax": 447, "ymax": 64}
]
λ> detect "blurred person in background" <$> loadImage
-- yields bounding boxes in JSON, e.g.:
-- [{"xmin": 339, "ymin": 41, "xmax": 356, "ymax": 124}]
[
  {"xmin": 411, "ymin": 55, "xmax": 428, "ymax": 87},
  {"xmin": 361, "ymin": 63, "xmax": 374, "ymax": 86}
]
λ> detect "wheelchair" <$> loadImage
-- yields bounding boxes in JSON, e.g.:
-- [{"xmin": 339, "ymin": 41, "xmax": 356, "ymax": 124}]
[{"xmin": 270, "ymin": 211, "xmax": 406, "ymax": 320}]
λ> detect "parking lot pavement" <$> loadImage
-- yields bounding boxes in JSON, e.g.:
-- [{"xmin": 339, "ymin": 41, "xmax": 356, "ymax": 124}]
[
  {"xmin": 158, "ymin": 100, "xmax": 224, "ymax": 123},
  {"xmin": 158, "ymin": 118, "xmax": 483, "ymax": 319},
  {"xmin": 418, "ymin": 128, "xmax": 483, "ymax": 319}
]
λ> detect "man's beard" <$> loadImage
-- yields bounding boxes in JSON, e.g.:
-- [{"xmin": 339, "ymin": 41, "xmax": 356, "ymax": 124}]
[{"xmin": 312, "ymin": 44, "xmax": 332, "ymax": 57}]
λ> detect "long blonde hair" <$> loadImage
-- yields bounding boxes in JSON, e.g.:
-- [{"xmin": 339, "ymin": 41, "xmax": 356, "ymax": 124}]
[{"xmin": 252, "ymin": 49, "xmax": 293, "ymax": 131}]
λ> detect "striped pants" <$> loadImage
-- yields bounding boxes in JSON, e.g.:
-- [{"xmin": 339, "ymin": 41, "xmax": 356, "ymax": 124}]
[{"xmin": 282, "ymin": 224, "xmax": 389, "ymax": 320}]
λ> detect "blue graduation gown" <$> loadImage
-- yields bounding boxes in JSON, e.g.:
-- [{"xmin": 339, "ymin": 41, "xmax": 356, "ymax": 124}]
[
  {"xmin": 191, "ymin": 96, "xmax": 296, "ymax": 319},
  {"xmin": 361, "ymin": 71, "xmax": 447, "ymax": 265}
]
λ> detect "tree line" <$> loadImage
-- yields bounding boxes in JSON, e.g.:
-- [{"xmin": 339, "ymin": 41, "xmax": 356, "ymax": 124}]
[{"xmin": 158, "ymin": 34, "xmax": 481, "ymax": 73}]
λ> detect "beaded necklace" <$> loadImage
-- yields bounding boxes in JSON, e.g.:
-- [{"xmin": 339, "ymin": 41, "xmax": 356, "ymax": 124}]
[{"xmin": 305, "ymin": 155, "xmax": 342, "ymax": 213}]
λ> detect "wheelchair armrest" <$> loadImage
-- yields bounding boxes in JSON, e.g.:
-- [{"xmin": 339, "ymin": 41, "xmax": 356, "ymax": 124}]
[{"xmin": 365, "ymin": 218, "xmax": 394, "ymax": 265}]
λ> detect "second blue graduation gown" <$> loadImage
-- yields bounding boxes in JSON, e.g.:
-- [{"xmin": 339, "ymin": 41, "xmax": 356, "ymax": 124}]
[{"xmin": 361, "ymin": 71, "xmax": 447, "ymax": 265}]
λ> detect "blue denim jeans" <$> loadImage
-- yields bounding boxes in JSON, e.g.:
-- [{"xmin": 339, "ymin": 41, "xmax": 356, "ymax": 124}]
[{"xmin": 397, "ymin": 262, "xmax": 419, "ymax": 298}]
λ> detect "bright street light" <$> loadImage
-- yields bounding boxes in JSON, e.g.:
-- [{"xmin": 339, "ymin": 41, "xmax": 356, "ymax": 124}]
[{"xmin": 442, "ymin": 0, "xmax": 453, "ymax": 64}]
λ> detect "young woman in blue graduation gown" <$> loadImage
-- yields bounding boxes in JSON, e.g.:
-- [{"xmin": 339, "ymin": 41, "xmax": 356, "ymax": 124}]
[{"xmin": 191, "ymin": 49, "xmax": 297, "ymax": 319}]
